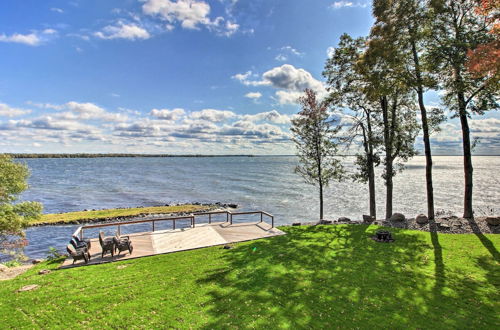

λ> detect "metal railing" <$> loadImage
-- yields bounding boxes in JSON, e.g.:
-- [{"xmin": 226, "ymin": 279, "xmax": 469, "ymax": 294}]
[{"xmin": 72, "ymin": 210, "xmax": 274, "ymax": 240}]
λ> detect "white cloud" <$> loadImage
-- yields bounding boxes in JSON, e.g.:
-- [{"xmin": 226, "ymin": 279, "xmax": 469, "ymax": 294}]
[
  {"xmin": 242, "ymin": 110, "xmax": 291, "ymax": 124},
  {"xmin": 189, "ymin": 109, "xmax": 236, "ymax": 122},
  {"xmin": 0, "ymin": 103, "xmax": 31, "ymax": 117},
  {"xmin": 150, "ymin": 108, "xmax": 185, "ymax": 120},
  {"xmin": 327, "ymin": 46, "xmax": 335, "ymax": 58},
  {"xmin": 244, "ymin": 92, "xmax": 262, "ymax": 99},
  {"xmin": 281, "ymin": 46, "xmax": 302, "ymax": 56},
  {"xmin": 275, "ymin": 54, "xmax": 287, "ymax": 61},
  {"xmin": 233, "ymin": 64, "xmax": 326, "ymax": 104},
  {"xmin": 330, "ymin": 1, "xmax": 369, "ymax": 9},
  {"xmin": 94, "ymin": 22, "xmax": 150, "ymax": 40},
  {"xmin": 51, "ymin": 8, "xmax": 64, "ymax": 13},
  {"xmin": 43, "ymin": 29, "xmax": 57, "ymax": 35},
  {"xmin": 142, "ymin": 0, "xmax": 239, "ymax": 36},
  {"xmin": 0, "ymin": 32, "xmax": 41, "ymax": 46}
]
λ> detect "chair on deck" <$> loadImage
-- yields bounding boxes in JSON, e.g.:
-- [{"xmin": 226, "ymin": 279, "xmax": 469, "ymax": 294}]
[
  {"xmin": 66, "ymin": 244, "xmax": 90, "ymax": 264},
  {"xmin": 72, "ymin": 235, "xmax": 91, "ymax": 250},
  {"xmin": 113, "ymin": 234, "xmax": 133, "ymax": 255},
  {"xmin": 70, "ymin": 236, "xmax": 90, "ymax": 251},
  {"xmin": 99, "ymin": 231, "xmax": 115, "ymax": 257}
]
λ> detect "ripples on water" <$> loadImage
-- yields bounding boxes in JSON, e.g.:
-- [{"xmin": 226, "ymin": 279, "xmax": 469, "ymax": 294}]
[{"xmin": 11, "ymin": 155, "xmax": 500, "ymax": 260}]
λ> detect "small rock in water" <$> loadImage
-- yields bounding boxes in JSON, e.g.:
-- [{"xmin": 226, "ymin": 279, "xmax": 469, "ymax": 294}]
[
  {"xmin": 292, "ymin": 222, "xmax": 301, "ymax": 226},
  {"xmin": 17, "ymin": 284, "xmax": 39, "ymax": 292},
  {"xmin": 338, "ymin": 217, "xmax": 351, "ymax": 222},
  {"xmin": 415, "ymin": 214, "xmax": 429, "ymax": 224},
  {"xmin": 38, "ymin": 269, "xmax": 51, "ymax": 275},
  {"xmin": 390, "ymin": 213, "xmax": 406, "ymax": 222},
  {"xmin": 228, "ymin": 203, "xmax": 238, "ymax": 208}
]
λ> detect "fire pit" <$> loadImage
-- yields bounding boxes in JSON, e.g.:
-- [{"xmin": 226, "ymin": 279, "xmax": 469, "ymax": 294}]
[{"xmin": 372, "ymin": 230, "xmax": 395, "ymax": 243}]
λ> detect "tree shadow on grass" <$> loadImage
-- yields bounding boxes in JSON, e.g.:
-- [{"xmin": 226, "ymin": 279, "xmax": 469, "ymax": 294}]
[
  {"xmin": 464, "ymin": 218, "xmax": 499, "ymax": 262},
  {"xmin": 196, "ymin": 224, "xmax": 495, "ymax": 328}
]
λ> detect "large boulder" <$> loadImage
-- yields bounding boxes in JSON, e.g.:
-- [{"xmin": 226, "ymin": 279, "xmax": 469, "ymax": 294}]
[
  {"xmin": 415, "ymin": 214, "xmax": 429, "ymax": 224},
  {"xmin": 390, "ymin": 213, "xmax": 406, "ymax": 222},
  {"xmin": 485, "ymin": 216, "xmax": 500, "ymax": 226}
]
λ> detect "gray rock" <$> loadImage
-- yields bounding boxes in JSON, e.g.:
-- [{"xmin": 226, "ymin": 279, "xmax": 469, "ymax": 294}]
[
  {"xmin": 38, "ymin": 269, "xmax": 51, "ymax": 275},
  {"xmin": 318, "ymin": 220, "xmax": 332, "ymax": 225},
  {"xmin": 485, "ymin": 216, "xmax": 500, "ymax": 226},
  {"xmin": 338, "ymin": 217, "xmax": 351, "ymax": 222},
  {"xmin": 390, "ymin": 213, "xmax": 406, "ymax": 222},
  {"xmin": 17, "ymin": 284, "xmax": 39, "ymax": 292},
  {"xmin": 32, "ymin": 259, "xmax": 43, "ymax": 264},
  {"xmin": 415, "ymin": 214, "xmax": 429, "ymax": 224},
  {"xmin": 292, "ymin": 222, "xmax": 301, "ymax": 226},
  {"xmin": 363, "ymin": 215, "xmax": 375, "ymax": 223}
]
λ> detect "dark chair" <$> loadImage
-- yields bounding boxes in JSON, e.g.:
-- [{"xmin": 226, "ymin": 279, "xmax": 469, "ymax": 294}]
[
  {"xmin": 99, "ymin": 231, "xmax": 114, "ymax": 257},
  {"xmin": 113, "ymin": 234, "xmax": 133, "ymax": 255},
  {"xmin": 66, "ymin": 244, "xmax": 90, "ymax": 264},
  {"xmin": 73, "ymin": 235, "xmax": 91, "ymax": 250},
  {"xmin": 70, "ymin": 237, "xmax": 90, "ymax": 251}
]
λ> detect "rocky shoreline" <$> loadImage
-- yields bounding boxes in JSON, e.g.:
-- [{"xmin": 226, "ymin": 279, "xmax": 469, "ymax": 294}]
[
  {"xmin": 30, "ymin": 202, "xmax": 237, "ymax": 227},
  {"xmin": 289, "ymin": 214, "xmax": 500, "ymax": 234}
]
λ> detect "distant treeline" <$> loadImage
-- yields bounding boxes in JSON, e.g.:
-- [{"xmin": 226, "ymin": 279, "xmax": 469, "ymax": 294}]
[{"xmin": 5, "ymin": 153, "xmax": 256, "ymax": 159}]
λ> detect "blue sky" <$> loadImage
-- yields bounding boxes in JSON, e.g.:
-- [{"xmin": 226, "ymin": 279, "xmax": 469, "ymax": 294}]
[{"xmin": 0, "ymin": 0, "xmax": 498, "ymax": 154}]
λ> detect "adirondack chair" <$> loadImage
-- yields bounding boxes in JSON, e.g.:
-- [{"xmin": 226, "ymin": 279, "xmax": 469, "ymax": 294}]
[
  {"xmin": 66, "ymin": 244, "xmax": 90, "ymax": 264},
  {"xmin": 99, "ymin": 231, "xmax": 115, "ymax": 257},
  {"xmin": 72, "ymin": 235, "xmax": 91, "ymax": 250},
  {"xmin": 113, "ymin": 234, "xmax": 133, "ymax": 255}
]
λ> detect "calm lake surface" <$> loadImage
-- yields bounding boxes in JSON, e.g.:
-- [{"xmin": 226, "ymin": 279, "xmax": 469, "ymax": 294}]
[{"xmin": 12, "ymin": 155, "xmax": 500, "ymax": 260}]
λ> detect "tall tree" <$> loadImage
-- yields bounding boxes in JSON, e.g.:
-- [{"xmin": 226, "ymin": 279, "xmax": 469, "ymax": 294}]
[
  {"xmin": 0, "ymin": 155, "xmax": 42, "ymax": 256},
  {"xmin": 291, "ymin": 89, "xmax": 345, "ymax": 220},
  {"xmin": 428, "ymin": 0, "xmax": 499, "ymax": 218},
  {"xmin": 361, "ymin": 30, "xmax": 420, "ymax": 219},
  {"xmin": 371, "ymin": 0, "xmax": 445, "ymax": 220},
  {"xmin": 323, "ymin": 34, "xmax": 382, "ymax": 218}
]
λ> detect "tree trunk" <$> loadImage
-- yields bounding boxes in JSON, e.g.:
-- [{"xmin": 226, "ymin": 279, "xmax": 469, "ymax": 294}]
[
  {"xmin": 366, "ymin": 113, "xmax": 376, "ymax": 218},
  {"xmin": 319, "ymin": 179, "xmax": 324, "ymax": 220},
  {"xmin": 381, "ymin": 96, "xmax": 393, "ymax": 219},
  {"xmin": 411, "ymin": 40, "xmax": 435, "ymax": 220},
  {"xmin": 458, "ymin": 97, "xmax": 474, "ymax": 219}
]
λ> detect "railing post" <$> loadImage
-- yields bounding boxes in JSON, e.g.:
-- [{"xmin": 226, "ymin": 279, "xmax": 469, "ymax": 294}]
[
  {"xmin": 260, "ymin": 212, "xmax": 263, "ymax": 222},
  {"xmin": 226, "ymin": 212, "xmax": 229, "ymax": 222},
  {"xmin": 153, "ymin": 221, "xmax": 155, "ymax": 232},
  {"xmin": 230, "ymin": 213, "xmax": 233, "ymax": 225},
  {"xmin": 117, "ymin": 225, "xmax": 121, "ymax": 236},
  {"xmin": 80, "ymin": 228, "xmax": 83, "ymax": 240},
  {"xmin": 173, "ymin": 219, "xmax": 176, "ymax": 230},
  {"xmin": 209, "ymin": 213, "xmax": 211, "ymax": 224},
  {"xmin": 272, "ymin": 216, "xmax": 274, "ymax": 228},
  {"xmin": 192, "ymin": 216, "xmax": 195, "ymax": 228}
]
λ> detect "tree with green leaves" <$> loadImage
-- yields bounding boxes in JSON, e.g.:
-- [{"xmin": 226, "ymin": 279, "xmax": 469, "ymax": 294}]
[
  {"xmin": 291, "ymin": 89, "xmax": 345, "ymax": 220},
  {"xmin": 360, "ymin": 30, "xmax": 420, "ymax": 220},
  {"xmin": 428, "ymin": 0, "xmax": 499, "ymax": 218},
  {"xmin": 323, "ymin": 34, "xmax": 382, "ymax": 218},
  {"xmin": 0, "ymin": 155, "xmax": 42, "ymax": 255},
  {"xmin": 371, "ymin": 0, "xmax": 446, "ymax": 220}
]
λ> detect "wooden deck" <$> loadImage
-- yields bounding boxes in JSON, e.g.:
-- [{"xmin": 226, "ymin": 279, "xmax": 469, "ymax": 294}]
[{"xmin": 61, "ymin": 221, "xmax": 285, "ymax": 268}]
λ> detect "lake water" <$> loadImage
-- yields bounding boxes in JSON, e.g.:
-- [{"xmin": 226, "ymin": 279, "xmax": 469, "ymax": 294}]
[{"xmin": 10, "ymin": 155, "xmax": 500, "ymax": 260}]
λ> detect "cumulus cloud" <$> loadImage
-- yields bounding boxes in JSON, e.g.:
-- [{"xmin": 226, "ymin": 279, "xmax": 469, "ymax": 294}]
[
  {"xmin": 142, "ymin": 0, "xmax": 239, "ymax": 36},
  {"xmin": 0, "ymin": 32, "xmax": 41, "ymax": 46},
  {"xmin": 150, "ymin": 108, "xmax": 185, "ymax": 120},
  {"xmin": 0, "ymin": 103, "xmax": 31, "ymax": 117},
  {"xmin": 242, "ymin": 110, "xmax": 291, "ymax": 124},
  {"xmin": 234, "ymin": 64, "xmax": 326, "ymax": 104},
  {"xmin": 244, "ymin": 92, "xmax": 262, "ymax": 99},
  {"xmin": 94, "ymin": 22, "xmax": 150, "ymax": 40},
  {"xmin": 189, "ymin": 109, "xmax": 236, "ymax": 122}
]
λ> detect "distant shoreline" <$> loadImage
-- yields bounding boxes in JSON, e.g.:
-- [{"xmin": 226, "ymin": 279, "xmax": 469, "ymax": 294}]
[{"xmin": 4, "ymin": 153, "xmax": 500, "ymax": 158}]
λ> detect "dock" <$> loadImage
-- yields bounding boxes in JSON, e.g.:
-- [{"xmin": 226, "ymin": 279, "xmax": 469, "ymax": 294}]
[{"xmin": 61, "ymin": 211, "xmax": 285, "ymax": 268}]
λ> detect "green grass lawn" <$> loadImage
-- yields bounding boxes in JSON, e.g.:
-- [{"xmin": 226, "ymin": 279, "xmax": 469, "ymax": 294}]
[
  {"xmin": 1, "ymin": 225, "xmax": 498, "ymax": 329},
  {"xmin": 34, "ymin": 204, "xmax": 210, "ymax": 225}
]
